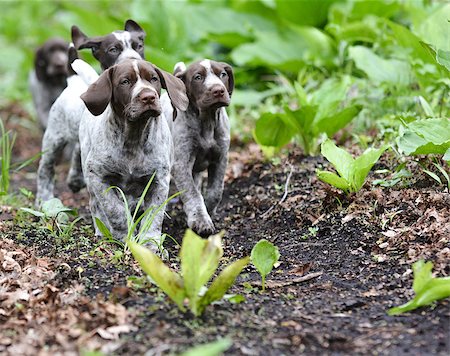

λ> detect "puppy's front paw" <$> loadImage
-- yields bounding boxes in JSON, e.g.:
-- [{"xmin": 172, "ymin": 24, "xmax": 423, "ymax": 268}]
[
  {"xmin": 188, "ymin": 213, "xmax": 215, "ymax": 237},
  {"xmin": 67, "ymin": 175, "xmax": 86, "ymax": 193}
]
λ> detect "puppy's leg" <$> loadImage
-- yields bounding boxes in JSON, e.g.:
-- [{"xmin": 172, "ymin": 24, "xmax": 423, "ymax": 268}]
[
  {"xmin": 67, "ymin": 143, "xmax": 85, "ymax": 193},
  {"xmin": 172, "ymin": 158, "xmax": 215, "ymax": 236},
  {"xmin": 205, "ymin": 154, "xmax": 228, "ymax": 215},
  {"xmin": 36, "ymin": 129, "xmax": 66, "ymax": 205},
  {"xmin": 141, "ymin": 171, "xmax": 171, "ymax": 253},
  {"xmin": 85, "ymin": 172, "xmax": 129, "ymax": 240}
]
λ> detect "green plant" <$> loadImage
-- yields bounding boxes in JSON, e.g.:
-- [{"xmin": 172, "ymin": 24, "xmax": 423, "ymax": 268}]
[
  {"xmin": 316, "ymin": 139, "xmax": 388, "ymax": 194},
  {"xmin": 397, "ymin": 118, "xmax": 450, "ymax": 162},
  {"xmin": 388, "ymin": 260, "xmax": 450, "ymax": 315},
  {"xmin": 21, "ymin": 198, "xmax": 81, "ymax": 238},
  {"xmin": 254, "ymin": 77, "xmax": 362, "ymax": 155},
  {"xmin": 179, "ymin": 338, "xmax": 232, "ymax": 356},
  {"xmin": 250, "ymin": 239, "xmax": 280, "ymax": 292},
  {"xmin": 128, "ymin": 229, "xmax": 250, "ymax": 316},
  {"xmin": 0, "ymin": 119, "xmax": 15, "ymax": 196}
]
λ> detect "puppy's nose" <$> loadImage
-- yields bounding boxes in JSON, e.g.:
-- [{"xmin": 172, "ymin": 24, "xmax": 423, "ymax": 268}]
[
  {"xmin": 211, "ymin": 85, "xmax": 225, "ymax": 98},
  {"xmin": 140, "ymin": 91, "xmax": 156, "ymax": 104}
]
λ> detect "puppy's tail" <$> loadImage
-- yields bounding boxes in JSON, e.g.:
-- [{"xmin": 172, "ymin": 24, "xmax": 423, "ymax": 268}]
[{"xmin": 68, "ymin": 43, "xmax": 99, "ymax": 86}]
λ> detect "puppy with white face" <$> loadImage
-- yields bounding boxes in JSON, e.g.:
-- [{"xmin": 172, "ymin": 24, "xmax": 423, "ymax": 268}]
[
  {"xmin": 79, "ymin": 59, "xmax": 188, "ymax": 247},
  {"xmin": 162, "ymin": 59, "xmax": 234, "ymax": 236}
]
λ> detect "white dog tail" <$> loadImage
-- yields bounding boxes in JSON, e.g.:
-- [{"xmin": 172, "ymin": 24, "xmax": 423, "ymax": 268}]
[{"xmin": 71, "ymin": 58, "xmax": 99, "ymax": 85}]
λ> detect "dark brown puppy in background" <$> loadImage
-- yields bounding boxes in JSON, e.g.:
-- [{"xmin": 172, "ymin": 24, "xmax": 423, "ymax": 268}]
[{"xmin": 28, "ymin": 38, "xmax": 69, "ymax": 129}]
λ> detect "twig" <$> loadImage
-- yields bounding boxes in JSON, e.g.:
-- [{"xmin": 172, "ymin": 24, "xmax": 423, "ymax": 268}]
[
  {"xmin": 246, "ymin": 271, "xmax": 323, "ymax": 289},
  {"xmin": 261, "ymin": 162, "xmax": 294, "ymax": 217}
]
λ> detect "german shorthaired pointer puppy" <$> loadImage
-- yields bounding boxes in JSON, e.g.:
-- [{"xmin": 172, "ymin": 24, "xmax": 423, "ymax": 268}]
[
  {"xmin": 28, "ymin": 38, "xmax": 69, "ymax": 129},
  {"xmin": 36, "ymin": 20, "xmax": 146, "ymax": 204},
  {"xmin": 79, "ymin": 59, "xmax": 188, "ymax": 248},
  {"xmin": 161, "ymin": 59, "xmax": 234, "ymax": 236}
]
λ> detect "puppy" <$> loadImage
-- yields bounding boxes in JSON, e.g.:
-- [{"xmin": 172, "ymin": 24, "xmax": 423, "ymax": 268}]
[
  {"xmin": 161, "ymin": 59, "xmax": 234, "ymax": 236},
  {"xmin": 28, "ymin": 38, "xmax": 69, "ymax": 129},
  {"xmin": 79, "ymin": 59, "xmax": 188, "ymax": 248},
  {"xmin": 36, "ymin": 20, "xmax": 146, "ymax": 204}
]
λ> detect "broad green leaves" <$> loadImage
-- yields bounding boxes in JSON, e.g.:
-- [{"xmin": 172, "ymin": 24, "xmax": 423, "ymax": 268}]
[
  {"xmin": 317, "ymin": 139, "xmax": 388, "ymax": 193},
  {"xmin": 348, "ymin": 46, "xmax": 411, "ymax": 86},
  {"xmin": 251, "ymin": 240, "xmax": 280, "ymax": 292},
  {"xmin": 254, "ymin": 77, "xmax": 362, "ymax": 155},
  {"xmin": 128, "ymin": 230, "xmax": 250, "ymax": 316},
  {"xmin": 388, "ymin": 260, "xmax": 450, "ymax": 315},
  {"xmin": 397, "ymin": 118, "xmax": 450, "ymax": 160}
]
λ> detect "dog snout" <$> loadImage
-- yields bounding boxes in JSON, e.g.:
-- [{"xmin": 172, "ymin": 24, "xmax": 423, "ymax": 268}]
[
  {"xmin": 211, "ymin": 85, "xmax": 226, "ymax": 98},
  {"xmin": 139, "ymin": 90, "xmax": 156, "ymax": 105}
]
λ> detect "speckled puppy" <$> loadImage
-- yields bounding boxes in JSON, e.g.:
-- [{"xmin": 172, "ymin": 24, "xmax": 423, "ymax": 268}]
[
  {"xmin": 161, "ymin": 59, "xmax": 234, "ymax": 236},
  {"xmin": 79, "ymin": 59, "xmax": 188, "ymax": 247}
]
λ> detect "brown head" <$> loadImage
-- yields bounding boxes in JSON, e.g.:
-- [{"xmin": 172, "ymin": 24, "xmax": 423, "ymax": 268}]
[
  {"xmin": 174, "ymin": 59, "xmax": 234, "ymax": 113},
  {"xmin": 81, "ymin": 59, "xmax": 189, "ymax": 122},
  {"xmin": 34, "ymin": 38, "xmax": 69, "ymax": 83},
  {"xmin": 71, "ymin": 19, "xmax": 146, "ymax": 70}
]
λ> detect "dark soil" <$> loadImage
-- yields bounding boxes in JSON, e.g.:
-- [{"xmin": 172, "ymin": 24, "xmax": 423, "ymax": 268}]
[{"xmin": 0, "ymin": 115, "xmax": 449, "ymax": 355}]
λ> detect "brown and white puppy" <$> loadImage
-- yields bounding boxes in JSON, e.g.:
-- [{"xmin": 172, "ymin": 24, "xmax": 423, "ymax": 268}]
[
  {"xmin": 79, "ymin": 59, "xmax": 188, "ymax": 249},
  {"xmin": 36, "ymin": 20, "xmax": 146, "ymax": 204},
  {"xmin": 161, "ymin": 59, "xmax": 234, "ymax": 236},
  {"xmin": 28, "ymin": 38, "xmax": 69, "ymax": 129}
]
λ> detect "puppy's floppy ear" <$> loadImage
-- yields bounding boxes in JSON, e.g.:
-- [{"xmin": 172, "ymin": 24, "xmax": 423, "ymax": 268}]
[
  {"xmin": 34, "ymin": 45, "xmax": 48, "ymax": 81},
  {"xmin": 124, "ymin": 19, "xmax": 146, "ymax": 40},
  {"xmin": 80, "ymin": 67, "xmax": 113, "ymax": 116},
  {"xmin": 154, "ymin": 66, "xmax": 189, "ymax": 112},
  {"xmin": 221, "ymin": 62, "xmax": 234, "ymax": 96}
]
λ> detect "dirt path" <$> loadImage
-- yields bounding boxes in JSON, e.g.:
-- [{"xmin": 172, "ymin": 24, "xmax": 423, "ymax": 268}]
[{"xmin": 1, "ymin": 121, "xmax": 449, "ymax": 355}]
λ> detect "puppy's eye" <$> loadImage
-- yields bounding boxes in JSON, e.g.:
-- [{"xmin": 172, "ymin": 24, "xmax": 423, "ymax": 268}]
[
  {"xmin": 136, "ymin": 43, "xmax": 143, "ymax": 50},
  {"xmin": 194, "ymin": 74, "xmax": 202, "ymax": 81},
  {"xmin": 220, "ymin": 71, "xmax": 227, "ymax": 78},
  {"xmin": 121, "ymin": 79, "xmax": 130, "ymax": 85},
  {"xmin": 109, "ymin": 47, "xmax": 118, "ymax": 54},
  {"xmin": 151, "ymin": 76, "xmax": 159, "ymax": 83}
]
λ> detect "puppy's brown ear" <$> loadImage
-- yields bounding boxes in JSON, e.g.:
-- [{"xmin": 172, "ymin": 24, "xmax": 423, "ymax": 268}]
[
  {"xmin": 34, "ymin": 46, "xmax": 47, "ymax": 81},
  {"xmin": 72, "ymin": 26, "xmax": 90, "ymax": 49},
  {"xmin": 221, "ymin": 63, "xmax": 234, "ymax": 96},
  {"xmin": 154, "ymin": 66, "xmax": 189, "ymax": 112},
  {"xmin": 124, "ymin": 19, "xmax": 146, "ymax": 40},
  {"xmin": 80, "ymin": 67, "xmax": 113, "ymax": 116}
]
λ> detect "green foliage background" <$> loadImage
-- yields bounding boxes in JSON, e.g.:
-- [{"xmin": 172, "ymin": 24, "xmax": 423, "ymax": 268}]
[{"xmin": 0, "ymin": 0, "xmax": 448, "ymax": 146}]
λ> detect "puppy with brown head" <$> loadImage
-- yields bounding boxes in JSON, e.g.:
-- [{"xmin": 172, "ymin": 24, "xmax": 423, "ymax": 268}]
[
  {"xmin": 161, "ymin": 59, "xmax": 234, "ymax": 236},
  {"xmin": 29, "ymin": 38, "xmax": 70, "ymax": 129},
  {"xmin": 79, "ymin": 59, "xmax": 188, "ymax": 250}
]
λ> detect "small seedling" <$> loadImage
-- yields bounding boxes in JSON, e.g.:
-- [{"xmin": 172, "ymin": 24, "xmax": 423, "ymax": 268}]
[
  {"xmin": 128, "ymin": 229, "xmax": 250, "ymax": 316},
  {"xmin": 316, "ymin": 138, "xmax": 388, "ymax": 194},
  {"xmin": 21, "ymin": 198, "xmax": 80, "ymax": 238},
  {"xmin": 251, "ymin": 239, "xmax": 280, "ymax": 292},
  {"xmin": 179, "ymin": 338, "xmax": 232, "ymax": 356},
  {"xmin": 388, "ymin": 260, "xmax": 450, "ymax": 315}
]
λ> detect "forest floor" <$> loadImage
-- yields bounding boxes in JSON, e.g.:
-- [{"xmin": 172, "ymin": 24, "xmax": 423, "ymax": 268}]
[{"xmin": 0, "ymin": 109, "xmax": 449, "ymax": 355}]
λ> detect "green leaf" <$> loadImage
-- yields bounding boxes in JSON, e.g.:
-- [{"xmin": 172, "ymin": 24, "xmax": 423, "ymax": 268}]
[
  {"xmin": 388, "ymin": 260, "xmax": 450, "ymax": 315},
  {"xmin": 198, "ymin": 257, "xmax": 250, "ymax": 316},
  {"xmin": 320, "ymin": 139, "xmax": 354, "ymax": 182},
  {"xmin": 180, "ymin": 230, "xmax": 223, "ymax": 305},
  {"xmin": 94, "ymin": 217, "xmax": 113, "ymax": 239},
  {"xmin": 348, "ymin": 46, "xmax": 411, "ymax": 86},
  {"xmin": 416, "ymin": 4, "xmax": 450, "ymax": 51},
  {"xmin": 412, "ymin": 260, "xmax": 433, "ymax": 294},
  {"xmin": 353, "ymin": 145, "xmax": 388, "ymax": 191},
  {"xmin": 315, "ymin": 105, "xmax": 362, "ymax": 137},
  {"xmin": 251, "ymin": 240, "xmax": 280, "ymax": 291},
  {"xmin": 310, "ymin": 76, "xmax": 352, "ymax": 114},
  {"xmin": 180, "ymin": 338, "xmax": 232, "ymax": 356},
  {"xmin": 397, "ymin": 118, "xmax": 450, "ymax": 156},
  {"xmin": 20, "ymin": 207, "xmax": 45, "ymax": 218},
  {"xmin": 316, "ymin": 170, "xmax": 350, "ymax": 192},
  {"xmin": 444, "ymin": 148, "xmax": 450, "ymax": 162},
  {"xmin": 254, "ymin": 112, "xmax": 296, "ymax": 148},
  {"xmin": 127, "ymin": 239, "xmax": 186, "ymax": 311},
  {"xmin": 275, "ymin": 0, "xmax": 336, "ymax": 27},
  {"xmin": 41, "ymin": 198, "xmax": 77, "ymax": 217},
  {"xmin": 436, "ymin": 49, "xmax": 450, "ymax": 71}
]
